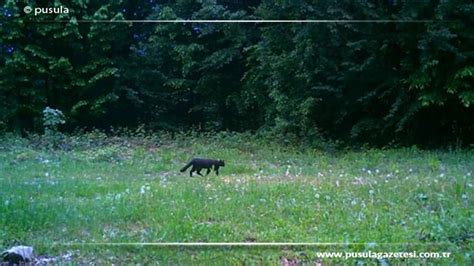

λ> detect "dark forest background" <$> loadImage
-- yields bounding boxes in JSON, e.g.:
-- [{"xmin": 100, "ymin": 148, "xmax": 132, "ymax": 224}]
[{"xmin": 1, "ymin": 0, "xmax": 473, "ymax": 147}]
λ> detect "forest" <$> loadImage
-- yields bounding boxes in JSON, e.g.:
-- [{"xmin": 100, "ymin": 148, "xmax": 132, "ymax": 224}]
[
  {"xmin": 1, "ymin": 0, "xmax": 472, "ymax": 147},
  {"xmin": 1, "ymin": 1, "xmax": 473, "ymax": 264}
]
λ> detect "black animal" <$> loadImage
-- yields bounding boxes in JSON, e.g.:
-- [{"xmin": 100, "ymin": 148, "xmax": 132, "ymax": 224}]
[{"xmin": 180, "ymin": 158, "xmax": 225, "ymax": 177}]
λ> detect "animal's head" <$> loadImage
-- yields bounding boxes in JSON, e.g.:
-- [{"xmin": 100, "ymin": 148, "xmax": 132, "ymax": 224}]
[{"xmin": 218, "ymin": 160, "xmax": 225, "ymax": 167}]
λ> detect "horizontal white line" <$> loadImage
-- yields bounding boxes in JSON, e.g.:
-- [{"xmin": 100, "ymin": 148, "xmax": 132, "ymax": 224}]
[
  {"xmin": 35, "ymin": 19, "xmax": 434, "ymax": 23},
  {"xmin": 62, "ymin": 242, "xmax": 450, "ymax": 246}
]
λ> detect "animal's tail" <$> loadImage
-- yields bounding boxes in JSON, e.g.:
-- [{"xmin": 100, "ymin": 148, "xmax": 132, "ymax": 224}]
[{"xmin": 180, "ymin": 161, "xmax": 192, "ymax": 172}]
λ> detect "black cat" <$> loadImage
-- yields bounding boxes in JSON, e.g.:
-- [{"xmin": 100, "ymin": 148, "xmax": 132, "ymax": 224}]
[{"xmin": 180, "ymin": 158, "xmax": 225, "ymax": 177}]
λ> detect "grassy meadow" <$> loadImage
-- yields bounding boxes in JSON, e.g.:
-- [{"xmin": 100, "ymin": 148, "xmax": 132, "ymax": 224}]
[{"xmin": 0, "ymin": 132, "xmax": 472, "ymax": 264}]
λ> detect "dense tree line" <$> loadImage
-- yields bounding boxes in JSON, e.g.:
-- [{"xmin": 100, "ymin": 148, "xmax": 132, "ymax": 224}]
[{"xmin": 1, "ymin": 0, "xmax": 473, "ymax": 146}]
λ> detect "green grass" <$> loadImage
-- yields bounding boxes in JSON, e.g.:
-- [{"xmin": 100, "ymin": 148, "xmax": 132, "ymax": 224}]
[{"xmin": 0, "ymin": 133, "xmax": 472, "ymax": 264}]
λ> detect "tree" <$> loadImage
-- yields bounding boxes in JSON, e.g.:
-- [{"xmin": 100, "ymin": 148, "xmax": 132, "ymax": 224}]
[
  {"xmin": 128, "ymin": 0, "xmax": 255, "ymax": 130},
  {"xmin": 0, "ymin": 0, "xmax": 129, "ymax": 133}
]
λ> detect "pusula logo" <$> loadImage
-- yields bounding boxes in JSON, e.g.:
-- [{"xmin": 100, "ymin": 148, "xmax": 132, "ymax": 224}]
[{"xmin": 24, "ymin": 6, "xmax": 69, "ymax": 16}]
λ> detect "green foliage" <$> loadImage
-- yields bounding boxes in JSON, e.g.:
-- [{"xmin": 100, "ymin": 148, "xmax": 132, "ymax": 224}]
[
  {"xmin": 123, "ymin": 0, "xmax": 254, "ymax": 131},
  {"xmin": 244, "ymin": 0, "xmax": 474, "ymax": 146},
  {"xmin": 42, "ymin": 106, "xmax": 65, "ymax": 134},
  {"xmin": 41, "ymin": 106, "xmax": 66, "ymax": 149},
  {"xmin": 1, "ymin": 1, "xmax": 473, "ymax": 146},
  {"xmin": 0, "ymin": 0, "xmax": 129, "ymax": 132}
]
